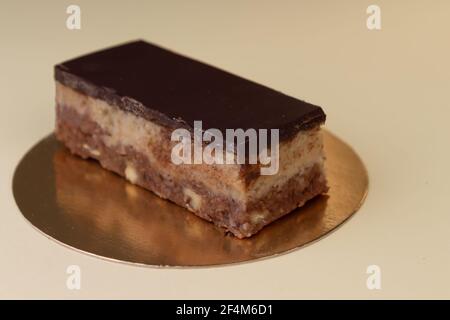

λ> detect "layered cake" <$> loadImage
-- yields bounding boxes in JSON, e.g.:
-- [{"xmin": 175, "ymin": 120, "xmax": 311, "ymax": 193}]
[{"xmin": 54, "ymin": 40, "xmax": 328, "ymax": 238}]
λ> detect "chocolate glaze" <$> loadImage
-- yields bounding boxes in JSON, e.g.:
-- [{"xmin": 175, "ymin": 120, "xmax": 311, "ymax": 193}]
[{"xmin": 55, "ymin": 40, "xmax": 325, "ymax": 140}]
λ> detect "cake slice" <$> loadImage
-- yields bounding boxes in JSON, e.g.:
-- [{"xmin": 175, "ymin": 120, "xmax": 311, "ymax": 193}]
[{"xmin": 54, "ymin": 40, "xmax": 327, "ymax": 238}]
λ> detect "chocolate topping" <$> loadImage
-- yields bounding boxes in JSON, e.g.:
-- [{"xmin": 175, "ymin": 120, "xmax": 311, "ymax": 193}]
[{"xmin": 55, "ymin": 40, "xmax": 325, "ymax": 140}]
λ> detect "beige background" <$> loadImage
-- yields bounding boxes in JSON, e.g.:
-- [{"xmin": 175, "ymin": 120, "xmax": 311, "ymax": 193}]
[{"xmin": 1, "ymin": 0, "xmax": 449, "ymax": 299}]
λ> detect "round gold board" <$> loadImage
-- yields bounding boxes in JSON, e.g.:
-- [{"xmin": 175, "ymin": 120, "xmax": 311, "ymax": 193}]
[{"xmin": 13, "ymin": 130, "xmax": 368, "ymax": 267}]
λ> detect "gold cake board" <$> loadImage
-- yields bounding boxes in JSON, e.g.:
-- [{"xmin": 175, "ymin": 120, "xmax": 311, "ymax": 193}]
[{"xmin": 13, "ymin": 130, "xmax": 368, "ymax": 267}]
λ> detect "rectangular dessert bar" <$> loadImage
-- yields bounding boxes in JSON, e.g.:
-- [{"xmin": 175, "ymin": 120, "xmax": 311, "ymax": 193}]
[{"xmin": 54, "ymin": 40, "xmax": 327, "ymax": 238}]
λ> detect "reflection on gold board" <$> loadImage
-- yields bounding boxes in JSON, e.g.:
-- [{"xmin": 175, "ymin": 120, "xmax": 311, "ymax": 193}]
[{"xmin": 13, "ymin": 130, "xmax": 368, "ymax": 267}]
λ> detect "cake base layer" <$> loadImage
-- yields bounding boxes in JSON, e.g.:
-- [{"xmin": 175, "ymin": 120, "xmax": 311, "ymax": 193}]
[{"xmin": 55, "ymin": 85, "xmax": 328, "ymax": 238}]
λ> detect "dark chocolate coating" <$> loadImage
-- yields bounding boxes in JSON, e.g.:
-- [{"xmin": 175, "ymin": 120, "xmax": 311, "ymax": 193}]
[{"xmin": 55, "ymin": 40, "xmax": 325, "ymax": 140}]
